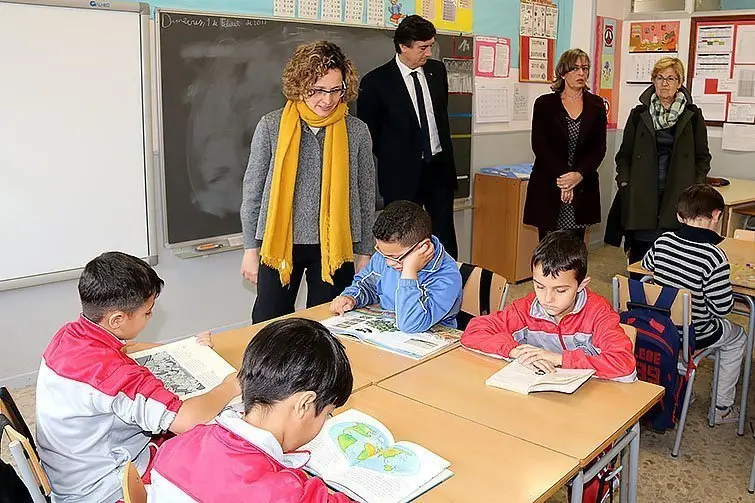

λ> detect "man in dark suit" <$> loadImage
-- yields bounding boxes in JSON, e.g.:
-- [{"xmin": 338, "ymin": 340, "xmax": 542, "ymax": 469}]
[{"xmin": 357, "ymin": 15, "xmax": 458, "ymax": 259}]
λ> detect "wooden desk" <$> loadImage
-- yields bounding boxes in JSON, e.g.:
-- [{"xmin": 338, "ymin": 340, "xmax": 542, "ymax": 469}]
[
  {"xmin": 340, "ymin": 386, "xmax": 579, "ymax": 503},
  {"xmin": 211, "ymin": 304, "xmax": 444, "ymax": 392},
  {"xmin": 627, "ymin": 237, "xmax": 755, "ymax": 297},
  {"xmin": 716, "ymin": 178, "xmax": 755, "ymax": 237},
  {"xmin": 379, "ymin": 348, "xmax": 663, "ymax": 464}
]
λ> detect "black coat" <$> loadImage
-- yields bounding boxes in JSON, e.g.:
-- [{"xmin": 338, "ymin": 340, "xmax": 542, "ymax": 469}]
[
  {"xmin": 615, "ymin": 85, "xmax": 711, "ymax": 231},
  {"xmin": 356, "ymin": 58, "xmax": 455, "ymax": 202},
  {"xmin": 523, "ymin": 91, "xmax": 607, "ymax": 230}
]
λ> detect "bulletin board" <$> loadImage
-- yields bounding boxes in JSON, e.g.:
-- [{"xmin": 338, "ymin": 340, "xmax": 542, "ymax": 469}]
[{"xmin": 688, "ymin": 15, "xmax": 755, "ymax": 128}]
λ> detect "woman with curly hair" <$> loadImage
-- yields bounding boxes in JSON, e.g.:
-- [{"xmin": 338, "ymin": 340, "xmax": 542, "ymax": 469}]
[{"xmin": 240, "ymin": 41, "xmax": 376, "ymax": 322}]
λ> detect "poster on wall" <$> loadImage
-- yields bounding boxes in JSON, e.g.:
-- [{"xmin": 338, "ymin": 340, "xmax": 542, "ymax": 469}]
[
  {"xmin": 519, "ymin": 0, "xmax": 557, "ymax": 83},
  {"xmin": 416, "ymin": 0, "xmax": 473, "ymax": 33},
  {"xmin": 593, "ymin": 16, "xmax": 621, "ymax": 129},
  {"xmin": 626, "ymin": 20, "xmax": 679, "ymax": 84},
  {"xmin": 475, "ymin": 36, "xmax": 511, "ymax": 78},
  {"xmin": 629, "ymin": 21, "xmax": 680, "ymax": 52}
]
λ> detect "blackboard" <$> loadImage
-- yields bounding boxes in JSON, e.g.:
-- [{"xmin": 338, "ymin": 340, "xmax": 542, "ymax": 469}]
[{"xmin": 157, "ymin": 10, "xmax": 473, "ymax": 246}]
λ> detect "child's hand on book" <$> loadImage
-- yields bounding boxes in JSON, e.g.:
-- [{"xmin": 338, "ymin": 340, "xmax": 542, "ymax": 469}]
[
  {"xmin": 330, "ymin": 295, "xmax": 356, "ymax": 315},
  {"xmin": 511, "ymin": 345, "xmax": 563, "ymax": 374},
  {"xmin": 195, "ymin": 331, "xmax": 213, "ymax": 347}
]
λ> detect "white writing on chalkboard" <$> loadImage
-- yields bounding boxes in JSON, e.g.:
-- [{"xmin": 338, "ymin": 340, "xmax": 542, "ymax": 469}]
[{"xmin": 161, "ymin": 13, "xmax": 267, "ymax": 29}]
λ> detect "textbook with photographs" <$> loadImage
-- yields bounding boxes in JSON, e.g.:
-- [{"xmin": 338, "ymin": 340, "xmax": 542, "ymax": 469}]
[
  {"xmin": 486, "ymin": 360, "xmax": 595, "ymax": 395},
  {"xmin": 129, "ymin": 337, "xmax": 241, "ymax": 408},
  {"xmin": 303, "ymin": 409, "xmax": 453, "ymax": 503},
  {"xmin": 321, "ymin": 307, "xmax": 461, "ymax": 360}
]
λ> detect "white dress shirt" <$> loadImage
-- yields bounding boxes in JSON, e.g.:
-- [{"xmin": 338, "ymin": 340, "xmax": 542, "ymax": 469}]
[{"xmin": 395, "ymin": 54, "xmax": 442, "ymax": 156}]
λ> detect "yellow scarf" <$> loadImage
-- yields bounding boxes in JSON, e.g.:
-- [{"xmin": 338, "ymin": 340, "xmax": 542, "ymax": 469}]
[{"xmin": 260, "ymin": 100, "xmax": 353, "ymax": 285}]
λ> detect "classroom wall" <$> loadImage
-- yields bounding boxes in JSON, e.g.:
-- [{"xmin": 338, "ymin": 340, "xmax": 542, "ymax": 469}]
[{"xmin": 0, "ymin": 0, "xmax": 579, "ymax": 387}]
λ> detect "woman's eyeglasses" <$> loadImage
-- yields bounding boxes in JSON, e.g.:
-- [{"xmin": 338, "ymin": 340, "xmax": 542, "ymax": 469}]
[
  {"xmin": 654, "ymin": 75, "xmax": 679, "ymax": 85},
  {"xmin": 308, "ymin": 84, "xmax": 346, "ymax": 99},
  {"xmin": 373, "ymin": 240, "xmax": 422, "ymax": 264}
]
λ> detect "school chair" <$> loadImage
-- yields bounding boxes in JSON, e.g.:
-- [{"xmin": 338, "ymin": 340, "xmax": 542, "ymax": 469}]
[
  {"xmin": 613, "ymin": 275, "xmax": 721, "ymax": 458},
  {"xmin": 456, "ymin": 262, "xmax": 509, "ymax": 330},
  {"xmin": 0, "ymin": 387, "xmax": 36, "ymax": 455},
  {"xmin": 122, "ymin": 461, "xmax": 147, "ymax": 503},
  {"xmin": 734, "ymin": 229, "xmax": 755, "ymax": 241},
  {"xmin": 0, "ymin": 415, "xmax": 50, "ymax": 503},
  {"xmin": 620, "ymin": 324, "xmax": 637, "ymax": 350}
]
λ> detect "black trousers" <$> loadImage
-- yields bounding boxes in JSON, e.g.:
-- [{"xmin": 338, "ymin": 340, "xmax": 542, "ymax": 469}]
[
  {"xmin": 251, "ymin": 244, "xmax": 355, "ymax": 323},
  {"xmin": 538, "ymin": 227, "xmax": 586, "ymax": 243},
  {"xmin": 385, "ymin": 153, "xmax": 458, "ymax": 259}
]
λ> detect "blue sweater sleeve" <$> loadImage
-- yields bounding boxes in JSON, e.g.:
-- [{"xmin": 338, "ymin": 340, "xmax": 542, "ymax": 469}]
[
  {"xmin": 341, "ymin": 255, "xmax": 381, "ymax": 308},
  {"xmin": 395, "ymin": 263, "xmax": 462, "ymax": 333}
]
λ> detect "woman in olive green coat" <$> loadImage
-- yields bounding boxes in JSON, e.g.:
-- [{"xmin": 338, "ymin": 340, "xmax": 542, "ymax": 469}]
[{"xmin": 615, "ymin": 57, "xmax": 711, "ymax": 264}]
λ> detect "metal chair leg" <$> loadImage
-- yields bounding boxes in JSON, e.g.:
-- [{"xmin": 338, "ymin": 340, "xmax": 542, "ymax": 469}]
[
  {"xmin": 709, "ymin": 350, "xmax": 721, "ymax": 427},
  {"xmin": 672, "ymin": 368, "xmax": 697, "ymax": 457}
]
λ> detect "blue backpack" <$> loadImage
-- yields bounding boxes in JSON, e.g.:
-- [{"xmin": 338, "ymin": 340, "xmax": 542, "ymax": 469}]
[{"xmin": 619, "ymin": 279, "xmax": 695, "ymax": 432}]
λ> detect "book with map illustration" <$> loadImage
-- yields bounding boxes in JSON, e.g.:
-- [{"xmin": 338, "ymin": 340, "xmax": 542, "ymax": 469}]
[
  {"xmin": 486, "ymin": 360, "xmax": 595, "ymax": 395},
  {"xmin": 303, "ymin": 409, "xmax": 452, "ymax": 503},
  {"xmin": 129, "ymin": 337, "xmax": 240, "ymax": 407},
  {"xmin": 321, "ymin": 308, "xmax": 461, "ymax": 360}
]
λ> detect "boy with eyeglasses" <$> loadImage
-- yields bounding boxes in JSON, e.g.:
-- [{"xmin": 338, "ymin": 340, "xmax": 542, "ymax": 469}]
[{"xmin": 330, "ymin": 200, "xmax": 462, "ymax": 332}]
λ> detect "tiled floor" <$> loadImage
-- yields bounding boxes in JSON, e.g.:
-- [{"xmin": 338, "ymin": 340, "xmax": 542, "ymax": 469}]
[{"xmin": 4, "ymin": 245, "xmax": 755, "ymax": 502}]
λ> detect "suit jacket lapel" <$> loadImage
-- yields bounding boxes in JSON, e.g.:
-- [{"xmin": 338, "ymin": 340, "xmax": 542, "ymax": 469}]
[
  {"xmin": 423, "ymin": 62, "xmax": 443, "ymax": 118},
  {"xmin": 388, "ymin": 59, "xmax": 421, "ymax": 129}
]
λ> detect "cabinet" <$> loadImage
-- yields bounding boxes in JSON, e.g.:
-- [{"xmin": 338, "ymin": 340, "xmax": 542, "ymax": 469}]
[{"xmin": 471, "ymin": 174, "xmax": 539, "ymax": 283}]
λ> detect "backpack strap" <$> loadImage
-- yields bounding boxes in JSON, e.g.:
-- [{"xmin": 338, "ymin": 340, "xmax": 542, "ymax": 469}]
[
  {"xmin": 628, "ymin": 279, "xmax": 648, "ymax": 306},
  {"xmin": 653, "ymin": 285, "xmax": 678, "ymax": 311},
  {"xmin": 479, "ymin": 268, "xmax": 493, "ymax": 315}
]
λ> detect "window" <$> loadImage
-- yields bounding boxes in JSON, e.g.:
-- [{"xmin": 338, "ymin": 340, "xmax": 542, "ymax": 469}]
[{"xmin": 631, "ymin": 0, "xmax": 686, "ymax": 12}]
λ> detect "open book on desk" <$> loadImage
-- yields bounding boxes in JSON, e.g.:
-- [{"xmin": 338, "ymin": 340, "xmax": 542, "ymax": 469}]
[
  {"xmin": 486, "ymin": 360, "xmax": 595, "ymax": 395},
  {"xmin": 129, "ymin": 337, "xmax": 241, "ymax": 408},
  {"xmin": 321, "ymin": 308, "xmax": 461, "ymax": 360},
  {"xmin": 303, "ymin": 409, "xmax": 452, "ymax": 503}
]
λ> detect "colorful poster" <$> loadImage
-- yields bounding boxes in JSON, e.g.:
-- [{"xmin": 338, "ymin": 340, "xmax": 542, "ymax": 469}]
[
  {"xmin": 519, "ymin": 0, "xmax": 556, "ymax": 83},
  {"xmin": 594, "ymin": 16, "xmax": 621, "ymax": 129},
  {"xmin": 417, "ymin": 0, "xmax": 472, "ymax": 33},
  {"xmin": 629, "ymin": 21, "xmax": 680, "ymax": 53},
  {"xmin": 475, "ymin": 36, "xmax": 510, "ymax": 78}
]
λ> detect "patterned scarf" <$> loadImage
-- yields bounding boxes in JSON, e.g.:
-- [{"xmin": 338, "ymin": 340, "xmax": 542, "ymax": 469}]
[
  {"xmin": 260, "ymin": 100, "xmax": 353, "ymax": 286},
  {"xmin": 650, "ymin": 92, "xmax": 687, "ymax": 130}
]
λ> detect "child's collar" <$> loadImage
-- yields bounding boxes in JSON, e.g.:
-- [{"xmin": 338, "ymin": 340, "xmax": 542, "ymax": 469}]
[
  {"xmin": 674, "ymin": 223, "xmax": 723, "ymax": 245},
  {"xmin": 78, "ymin": 314, "xmax": 125, "ymax": 349},
  {"xmin": 216, "ymin": 411, "xmax": 310, "ymax": 469},
  {"xmin": 529, "ymin": 289, "xmax": 588, "ymax": 323}
]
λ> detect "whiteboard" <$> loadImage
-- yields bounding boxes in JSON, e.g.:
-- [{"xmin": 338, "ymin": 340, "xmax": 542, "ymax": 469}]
[{"xmin": 0, "ymin": 1, "xmax": 155, "ymax": 290}]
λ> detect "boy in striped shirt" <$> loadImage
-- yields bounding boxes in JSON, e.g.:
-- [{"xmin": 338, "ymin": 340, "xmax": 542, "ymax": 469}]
[{"xmin": 642, "ymin": 184, "xmax": 745, "ymax": 424}]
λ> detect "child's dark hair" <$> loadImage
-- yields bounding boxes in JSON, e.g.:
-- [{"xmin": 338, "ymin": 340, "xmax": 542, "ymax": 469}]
[
  {"xmin": 393, "ymin": 15, "xmax": 436, "ymax": 53},
  {"xmin": 531, "ymin": 230, "xmax": 588, "ymax": 283},
  {"xmin": 78, "ymin": 252, "xmax": 164, "ymax": 322},
  {"xmin": 373, "ymin": 200, "xmax": 433, "ymax": 246},
  {"xmin": 240, "ymin": 318, "xmax": 353, "ymax": 415},
  {"xmin": 676, "ymin": 184, "xmax": 725, "ymax": 221}
]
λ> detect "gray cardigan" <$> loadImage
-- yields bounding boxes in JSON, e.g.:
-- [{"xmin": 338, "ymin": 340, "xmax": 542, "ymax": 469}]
[{"xmin": 240, "ymin": 108, "xmax": 376, "ymax": 255}]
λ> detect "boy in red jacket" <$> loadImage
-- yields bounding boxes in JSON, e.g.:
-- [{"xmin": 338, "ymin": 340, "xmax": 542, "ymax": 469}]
[
  {"xmin": 462, "ymin": 230, "xmax": 636, "ymax": 381},
  {"xmin": 147, "ymin": 319, "xmax": 355, "ymax": 503}
]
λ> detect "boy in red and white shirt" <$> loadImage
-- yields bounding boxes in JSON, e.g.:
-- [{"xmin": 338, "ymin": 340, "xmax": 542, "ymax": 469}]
[
  {"xmin": 462, "ymin": 230, "xmax": 636, "ymax": 381},
  {"xmin": 36, "ymin": 252, "xmax": 240, "ymax": 503},
  {"xmin": 147, "ymin": 318, "xmax": 355, "ymax": 503}
]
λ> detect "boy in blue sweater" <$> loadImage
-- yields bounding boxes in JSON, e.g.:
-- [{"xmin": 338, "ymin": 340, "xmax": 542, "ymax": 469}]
[{"xmin": 330, "ymin": 200, "xmax": 462, "ymax": 332}]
